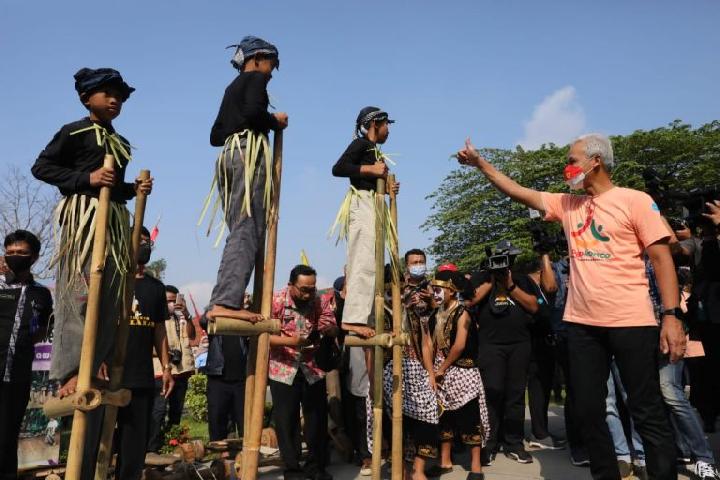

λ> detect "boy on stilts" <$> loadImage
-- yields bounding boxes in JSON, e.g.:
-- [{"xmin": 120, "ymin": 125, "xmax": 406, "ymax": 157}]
[
  {"xmin": 201, "ymin": 35, "xmax": 288, "ymax": 321},
  {"xmin": 31, "ymin": 67, "xmax": 153, "ymax": 477},
  {"xmin": 331, "ymin": 107, "xmax": 399, "ymax": 337}
]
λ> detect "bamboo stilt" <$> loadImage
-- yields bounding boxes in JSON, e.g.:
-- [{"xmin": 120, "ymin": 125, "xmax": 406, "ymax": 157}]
[
  {"xmin": 243, "ymin": 234, "xmax": 265, "ymax": 446},
  {"xmin": 371, "ymin": 177, "xmax": 386, "ymax": 480},
  {"xmin": 388, "ymin": 175, "xmax": 403, "ymax": 480},
  {"xmin": 242, "ymin": 130, "xmax": 284, "ymax": 480},
  {"xmin": 94, "ymin": 170, "xmax": 150, "ymax": 480},
  {"xmin": 43, "ymin": 387, "xmax": 131, "ymax": 418},
  {"xmin": 344, "ymin": 333, "xmax": 393, "ymax": 348},
  {"xmin": 64, "ymin": 154, "xmax": 117, "ymax": 480}
]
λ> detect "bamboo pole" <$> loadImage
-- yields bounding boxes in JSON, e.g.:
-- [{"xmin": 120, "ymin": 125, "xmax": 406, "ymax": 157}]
[
  {"xmin": 344, "ymin": 333, "xmax": 393, "ymax": 348},
  {"xmin": 207, "ymin": 317, "xmax": 280, "ymax": 335},
  {"xmin": 64, "ymin": 154, "xmax": 116, "ymax": 480},
  {"xmin": 371, "ymin": 177, "xmax": 386, "ymax": 480},
  {"xmin": 388, "ymin": 174, "xmax": 403, "ymax": 480},
  {"xmin": 94, "ymin": 169, "xmax": 150, "ymax": 479},
  {"xmin": 243, "ymin": 217, "xmax": 266, "ymax": 446},
  {"xmin": 44, "ymin": 387, "xmax": 131, "ymax": 418},
  {"xmin": 242, "ymin": 130, "xmax": 284, "ymax": 480}
]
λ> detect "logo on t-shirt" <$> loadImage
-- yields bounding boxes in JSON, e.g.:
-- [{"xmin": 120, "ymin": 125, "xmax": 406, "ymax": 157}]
[
  {"xmin": 129, "ymin": 297, "xmax": 155, "ymax": 328},
  {"xmin": 570, "ymin": 204, "xmax": 612, "ymax": 261}
]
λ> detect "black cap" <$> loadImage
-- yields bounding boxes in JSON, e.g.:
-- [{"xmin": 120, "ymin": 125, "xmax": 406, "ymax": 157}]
[
  {"xmin": 356, "ymin": 106, "xmax": 395, "ymax": 127},
  {"xmin": 74, "ymin": 67, "xmax": 135, "ymax": 102}
]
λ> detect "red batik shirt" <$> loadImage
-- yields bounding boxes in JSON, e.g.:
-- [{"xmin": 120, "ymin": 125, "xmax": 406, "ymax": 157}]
[{"xmin": 269, "ymin": 288, "xmax": 337, "ymax": 385}]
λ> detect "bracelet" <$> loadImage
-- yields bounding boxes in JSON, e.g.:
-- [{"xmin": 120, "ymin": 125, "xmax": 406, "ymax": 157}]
[
  {"xmin": 163, "ymin": 364, "xmax": 173, "ymax": 371},
  {"xmin": 507, "ymin": 284, "xmax": 516, "ymax": 293}
]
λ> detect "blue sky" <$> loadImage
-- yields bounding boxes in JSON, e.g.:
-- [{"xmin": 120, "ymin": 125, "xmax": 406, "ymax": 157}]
[{"xmin": 1, "ymin": 1, "xmax": 718, "ymax": 308}]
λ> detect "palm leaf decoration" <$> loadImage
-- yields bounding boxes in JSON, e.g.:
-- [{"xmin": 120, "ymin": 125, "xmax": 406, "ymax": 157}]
[
  {"xmin": 198, "ymin": 131, "xmax": 273, "ymax": 247},
  {"xmin": 70, "ymin": 124, "xmax": 133, "ymax": 167}
]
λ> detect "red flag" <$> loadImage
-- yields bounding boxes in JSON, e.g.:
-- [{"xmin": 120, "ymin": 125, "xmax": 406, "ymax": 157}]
[{"xmin": 150, "ymin": 225, "xmax": 159, "ymax": 242}]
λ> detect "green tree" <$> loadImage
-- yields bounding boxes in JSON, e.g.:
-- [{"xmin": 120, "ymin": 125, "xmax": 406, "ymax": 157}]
[
  {"xmin": 145, "ymin": 258, "xmax": 167, "ymax": 280},
  {"xmin": 423, "ymin": 120, "xmax": 720, "ymax": 270}
]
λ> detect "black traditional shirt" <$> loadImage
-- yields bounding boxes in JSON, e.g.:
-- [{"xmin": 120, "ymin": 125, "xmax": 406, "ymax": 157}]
[
  {"xmin": 332, "ymin": 138, "xmax": 381, "ymax": 191},
  {"xmin": 32, "ymin": 117, "xmax": 136, "ymax": 204},
  {"xmin": 210, "ymin": 71, "xmax": 280, "ymax": 146},
  {"xmin": 0, "ymin": 273, "xmax": 52, "ymax": 383}
]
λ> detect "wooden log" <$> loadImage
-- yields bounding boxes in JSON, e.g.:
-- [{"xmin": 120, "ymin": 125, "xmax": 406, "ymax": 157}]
[
  {"xmin": 371, "ymin": 177, "xmax": 386, "ymax": 480},
  {"xmin": 388, "ymin": 174, "xmax": 404, "ymax": 480},
  {"xmin": 95, "ymin": 169, "xmax": 150, "ymax": 480},
  {"xmin": 243, "ymin": 130, "xmax": 284, "ymax": 480},
  {"xmin": 43, "ymin": 387, "xmax": 130, "ymax": 418},
  {"xmin": 206, "ymin": 317, "xmax": 280, "ymax": 335},
  {"xmin": 64, "ymin": 154, "xmax": 116, "ymax": 480}
]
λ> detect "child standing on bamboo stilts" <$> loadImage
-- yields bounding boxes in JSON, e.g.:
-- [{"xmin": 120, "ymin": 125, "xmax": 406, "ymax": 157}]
[
  {"xmin": 201, "ymin": 36, "xmax": 288, "ymax": 321},
  {"xmin": 32, "ymin": 68, "xmax": 153, "ymax": 398},
  {"xmin": 331, "ymin": 107, "xmax": 400, "ymax": 338}
]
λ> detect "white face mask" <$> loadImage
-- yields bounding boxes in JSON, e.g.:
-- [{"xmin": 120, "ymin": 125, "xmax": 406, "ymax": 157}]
[{"xmin": 566, "ymin": 172, "xmax": 586, "ymax": 190}]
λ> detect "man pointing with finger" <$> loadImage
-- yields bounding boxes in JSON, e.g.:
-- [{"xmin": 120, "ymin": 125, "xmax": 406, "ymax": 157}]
[{"xmin": 456, "ymin": 134, "xmax": 682, "ymax": 480}]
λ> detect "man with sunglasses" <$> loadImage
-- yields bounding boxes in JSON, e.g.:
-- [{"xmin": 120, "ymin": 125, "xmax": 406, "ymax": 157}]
[{"xmin": 269, "ymin": 265, "xmax": 339, "ymax": 480}]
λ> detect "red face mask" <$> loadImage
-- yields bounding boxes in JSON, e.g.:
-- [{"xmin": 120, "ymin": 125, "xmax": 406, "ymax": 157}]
[{"xmin": 563, "ymin": 164, "xmax": 584, "ymax": 181}]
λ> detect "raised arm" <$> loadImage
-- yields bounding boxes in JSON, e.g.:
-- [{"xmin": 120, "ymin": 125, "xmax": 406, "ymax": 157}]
[{"xmin": 456, "ymin": 138, "xmax": 544, "ymax": 211}]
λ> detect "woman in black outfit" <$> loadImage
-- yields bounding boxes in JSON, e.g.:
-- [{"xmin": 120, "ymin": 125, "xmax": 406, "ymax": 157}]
[{"xmin": 472, "ymin": 241, "xmax": 538, "ymax": 465}]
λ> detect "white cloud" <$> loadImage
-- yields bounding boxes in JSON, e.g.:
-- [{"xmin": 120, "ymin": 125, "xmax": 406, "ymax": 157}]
[{"xmin": 518, "ymin": 86, "xmax": 586, "ymax": 150}]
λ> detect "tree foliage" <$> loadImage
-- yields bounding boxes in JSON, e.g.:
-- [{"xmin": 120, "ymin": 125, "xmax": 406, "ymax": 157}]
[{"xmin": 423, "ymin": 120, "xmax": 720, "ymax": 271}]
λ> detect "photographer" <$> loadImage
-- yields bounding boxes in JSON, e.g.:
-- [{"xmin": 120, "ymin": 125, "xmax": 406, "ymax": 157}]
[
  {"xmin": 148, "ymin": 285, "xmax": 196, "ymax": 452},
  {"xmin": 474, "ymin": 240, "xmax": 538, "ymax": 465}
]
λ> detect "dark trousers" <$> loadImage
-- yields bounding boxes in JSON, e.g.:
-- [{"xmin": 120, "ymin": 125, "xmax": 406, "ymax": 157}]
[
  {"xmin": 341, "ymin": 387, "xmax": 371, "ymax": 461},
  {"xmin": 555, "ymin": 331, "xmax": 584, "ymax": 455},
  {"xmin": 115, "ymin": 388, "xmax": 154, "ymax": 480},
  {"xmin": 478, "ymin": 341, "xmax": 531, "ymax": 453},
  {"xmin": 690, "ymin": 323, "xmax": 720, "ymax": 429},
  {"xmin": 270, "ymin": 376, "xmax": 328, "ymax": 473},
  {"xmin": 527, "ymin": 335, "xmax": 556, "ymax": 439},
  {"xmin": 567, "ymin": 323, "xmax": 676, "ymax": 480},
  {"xmin": 0, "ymin": 382, "xmax": 30, "ymax": 480},
  {"xmin": 148, "ymin": 376, "xmax": 190, "ymax": 451},
  {"xmin": 81, "ymin": 387, "xmax": 154, "ymax": 480},
  {"xmin": 207, "ymin": 376, "xmax": 245, "ymax": 441}
]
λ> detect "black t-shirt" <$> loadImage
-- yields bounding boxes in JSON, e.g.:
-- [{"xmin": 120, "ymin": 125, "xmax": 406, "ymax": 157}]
[
  {"xmin": 210, "ymin": 71, "xmax": 279, "ymax": 146},
  {"xmin": 32, "ymin": 118, "xmax": 136, "ymax": 204},
  {"xmin": 123, "ymin": 275, "xmax": 168, "ymax": 389},
  {"xmin": 475, "ymin": 273, "xmax": 537, "ymax": 345},
  {"xmin": 331, "ymin": 138, "xmax": 380, "ymax": 191},
  {"xmin": 0, "ymin": 274, "xmax": 53, "ymax": 383},
  {"xmin": 220, "ymin": 335, "xmax": 247, "ymax": 382}
]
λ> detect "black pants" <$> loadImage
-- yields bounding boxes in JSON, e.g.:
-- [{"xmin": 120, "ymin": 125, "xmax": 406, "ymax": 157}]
[
  {"xmin": 81, "ymin": 387, "xmax": 154, "ymax": 480},
  {"xmin": 690, "ymin": 323, "xmax": 720, "ymax": 429},
  {"xmin": 527, "ymin": 335, "xmax": 556, "ymax": 439},
  {"xmin": 555, "ymin": 331, "xmax": 583, "ymax": 455},
  {"xmin": 567, "ymin": 323, "xmax": 676, "ymax": 480},
  {"xmin": 341, "ymin": 387, "xmax": 371, "ymax": 461},
  {"xmin": 115, "ymin": 388, "xmax": 154, "ymax": 480},
  {"xmin": 270, "ymin": 375, "xmax": 328, "ymax": 473},
  {"xmin": 0, "ymin": 382, "xmax": 30, "ymax": 480},
  {"xmin": 478, "ymin": 341, "xmax": 531, "ymax": 453},
  {"xmin": 148, "ymin": 376, "xmax": 190, "ymax": 451},
  {"xmin": 207, "ymin": 376, "xmax": 245, "ymax": 441}
]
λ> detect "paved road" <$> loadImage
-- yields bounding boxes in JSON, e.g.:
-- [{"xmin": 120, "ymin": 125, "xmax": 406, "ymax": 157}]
[{"xmin": 258, "ymin": 406, "xmax": 718, "ymax": 480}]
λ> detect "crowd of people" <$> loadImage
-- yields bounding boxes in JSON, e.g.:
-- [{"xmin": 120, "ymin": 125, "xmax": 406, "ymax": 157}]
[{"xmin": 1, "ymin": 33, "xmax": 720, "ymax": 480}]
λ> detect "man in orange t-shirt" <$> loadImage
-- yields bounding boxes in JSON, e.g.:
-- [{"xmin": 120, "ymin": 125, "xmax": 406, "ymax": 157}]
[{"xmin": 455, "ymin": 134, "xmax": 684, "ymax": 480}]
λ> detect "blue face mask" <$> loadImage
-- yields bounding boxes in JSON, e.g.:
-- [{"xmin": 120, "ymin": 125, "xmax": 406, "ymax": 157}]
[{"xmin": 408, "ymin": 264, "xmax": 427, "ymax": 278}]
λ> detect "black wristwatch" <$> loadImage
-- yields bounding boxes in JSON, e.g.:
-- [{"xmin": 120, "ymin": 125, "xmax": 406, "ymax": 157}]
[
  {"xmin": 662, "ymin": 308, "xmax": 683, "ymax": 318},
  {"xmin": 507, "ymin": 283, "xmax": 517, "ymax": 293}
]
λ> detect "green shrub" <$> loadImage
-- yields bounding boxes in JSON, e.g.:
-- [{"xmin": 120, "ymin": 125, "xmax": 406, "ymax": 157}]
[{"xmin": 185, "ymin": 373, "xmax": 208, "ymax": 422}]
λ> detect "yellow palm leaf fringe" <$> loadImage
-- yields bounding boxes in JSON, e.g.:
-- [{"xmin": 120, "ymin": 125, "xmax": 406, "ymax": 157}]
[
  {"xmin": 51, "ymin": 194, "xmax": 132, "ymax": 307},
  {"xmin": 300, "ymin": 250, "xmax": 310, "ymax": 266},
  {"xmin": 198, "ymin": 131, "xmax": 273, "ymax": 248},
  {"xmin": 70, "ymin": 124, "xmax": 133, "ymax": 167}
]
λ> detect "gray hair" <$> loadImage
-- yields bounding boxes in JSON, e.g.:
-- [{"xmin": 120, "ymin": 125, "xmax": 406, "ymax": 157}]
[{"xmin": 575, "ymin": 133, "xmax": 614, "ymax": 170}]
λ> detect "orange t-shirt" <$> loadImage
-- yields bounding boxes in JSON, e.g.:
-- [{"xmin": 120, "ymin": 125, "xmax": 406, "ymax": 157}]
[{"xmin": 541, "ymin": 187, "xmax": 670, "ymax": 328}]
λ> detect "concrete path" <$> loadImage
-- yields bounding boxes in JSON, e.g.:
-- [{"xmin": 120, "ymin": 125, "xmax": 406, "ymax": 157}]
[{"xmin": 258, "ymin": 405, "xmax": 718, "ymax": 480}]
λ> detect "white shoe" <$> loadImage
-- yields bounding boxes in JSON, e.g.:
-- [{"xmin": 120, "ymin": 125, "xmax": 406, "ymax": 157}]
[{"xmin": 694, "ymin": 461, "xmax": 720, "ymax": 480}]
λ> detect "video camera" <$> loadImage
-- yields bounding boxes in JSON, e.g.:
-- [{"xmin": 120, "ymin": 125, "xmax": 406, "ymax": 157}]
[
  {"xmin": 485, "ymin": 240, "xmax": 521, "ymax": 272},
  {"xmin": 528, "ymin": 209, "xmax": 567, "ymax": 254},
  {"xmin": 643, "ymin": 168, "xmax": 720, "ymax": 229}
]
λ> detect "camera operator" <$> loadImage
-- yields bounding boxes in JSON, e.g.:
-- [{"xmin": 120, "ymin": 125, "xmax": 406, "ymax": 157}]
[
  {"xmin": 148, "ymin": 285, "xmax": 196, "ymax": 452},
  {"xmin": 523, "ymin": 246, "xmax": 572, "ymax": 452},
  {"xmin": 474, "ymin": 240, "xmax": 539, "ymax": 465}
]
